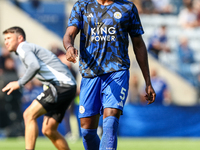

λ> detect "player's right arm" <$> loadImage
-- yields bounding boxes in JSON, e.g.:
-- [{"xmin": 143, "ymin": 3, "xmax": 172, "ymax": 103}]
[
  {"xmin": 63, "ymin": 26, "xmax": 79, "ymax": 63},
  {"xmin": 63, "ymin": 0, "xmax": 83, "ymax": 63}
]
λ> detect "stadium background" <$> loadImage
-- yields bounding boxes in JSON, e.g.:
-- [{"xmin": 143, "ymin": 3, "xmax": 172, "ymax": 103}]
[{"xmin": 0, "ymin": 0, "xmax": 200, "ymax": 144}]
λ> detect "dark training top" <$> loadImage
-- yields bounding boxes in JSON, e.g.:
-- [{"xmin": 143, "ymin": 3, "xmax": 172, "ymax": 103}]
[{"xmin": 68, "ymin": 0, "xmax": 144, "ymax": 78}]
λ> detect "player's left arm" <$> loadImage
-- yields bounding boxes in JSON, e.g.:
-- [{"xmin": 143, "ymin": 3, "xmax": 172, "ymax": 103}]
[
  {"xmin": 18, "ymin": 50, "xmax": 40, "ymax": 87},
  {"xmin": 131, "ymin": 35, "xmax": 156, "ymax": 104},
  {"xmin": 2, "ymin": 50, "xmax": 40, "ymax": 95},
  {"xmin": 2, "ymin": 81, "xmax": 20, "ymax": 95}
]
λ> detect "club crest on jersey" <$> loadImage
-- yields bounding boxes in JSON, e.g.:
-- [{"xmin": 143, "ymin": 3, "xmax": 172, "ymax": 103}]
[
  {"xmin": 114, "ymin": 12, "xmax": 122, "ymax": 19},
  {"xmin": 79, "ymin": 105, "xmax": 85, "ymax": 114}
]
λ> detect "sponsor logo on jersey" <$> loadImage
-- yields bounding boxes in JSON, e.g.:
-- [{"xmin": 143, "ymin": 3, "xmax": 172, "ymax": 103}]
[
  {"xmin": 114, "ymin": 12, "xmax": 122, "ymax": 19},
  {"xmin": 91, "ymin": 26, "xmax": 116, "ymax": 42},
  {"xmin": 79, "ymin": 105, "xmax": 85, "ymax": 114},
  {"xmin": 87, "ymin": 13, "xmax": 93, "ymax": 18}
]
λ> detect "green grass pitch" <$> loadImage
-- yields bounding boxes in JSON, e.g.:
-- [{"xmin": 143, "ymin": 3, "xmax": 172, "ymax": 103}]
[{"xmin": 0, "ymin": 137, "xmax": 200, "ymax": 150}]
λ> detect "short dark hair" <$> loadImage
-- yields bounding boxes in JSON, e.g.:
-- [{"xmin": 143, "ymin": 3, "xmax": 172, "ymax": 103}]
[{"xmin": 3, "ymin": 26, "xmax": 26, "ymax": 40}]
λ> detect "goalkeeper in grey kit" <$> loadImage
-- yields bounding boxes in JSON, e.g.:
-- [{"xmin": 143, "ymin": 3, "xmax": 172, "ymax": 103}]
[{"xmin": 2, "ymin": 26, "xmax": 76, "ymax": 150}]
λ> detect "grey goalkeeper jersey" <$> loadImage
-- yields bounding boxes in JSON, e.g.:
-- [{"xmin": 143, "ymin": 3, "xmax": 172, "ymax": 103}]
[{"xmin": 16, "ymin": 41, "xmax": 76, "ymax": 87}]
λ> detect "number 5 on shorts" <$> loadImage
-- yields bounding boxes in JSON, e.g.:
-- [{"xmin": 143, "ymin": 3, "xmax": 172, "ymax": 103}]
[{"xmin": 120, "ymin": 87, "xmax": 126, "ymax": 100}]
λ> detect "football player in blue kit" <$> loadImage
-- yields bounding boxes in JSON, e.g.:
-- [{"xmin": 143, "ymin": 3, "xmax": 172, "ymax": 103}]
[{"xmin": 63, "ymin": 0, "xmax": 156, "ymax": 149}]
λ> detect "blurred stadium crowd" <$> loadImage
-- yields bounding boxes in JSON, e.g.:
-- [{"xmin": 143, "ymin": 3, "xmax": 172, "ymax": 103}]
[{"xmin": 0, "ymin": 0, "xmax": 200, "ymax": 137}]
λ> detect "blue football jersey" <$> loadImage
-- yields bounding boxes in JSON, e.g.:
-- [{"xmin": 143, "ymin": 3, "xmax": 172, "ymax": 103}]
[{"xmin": 68, "ymin": 0, "xmax": 144, "ymax": 78}]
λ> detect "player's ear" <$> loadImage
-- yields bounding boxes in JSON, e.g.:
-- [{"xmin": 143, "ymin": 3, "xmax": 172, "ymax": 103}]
[{"xmin": 18, "ymin": 35, "xmax": 24, "ymax": 42}]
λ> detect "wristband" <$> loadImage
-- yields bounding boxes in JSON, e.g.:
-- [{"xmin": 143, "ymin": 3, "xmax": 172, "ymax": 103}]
[{"xmin": 66, "ymin": 45, "xmax": 73, "ymax": 51}]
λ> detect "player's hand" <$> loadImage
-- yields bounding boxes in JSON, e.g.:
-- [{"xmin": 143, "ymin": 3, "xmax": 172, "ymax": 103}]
[
  {"xmin": 145, "ymin": 85, "xmax": 156, "ymax": 105},
  {"xmin": 66, "ymin": 46, "xmax": 78, "ymax": 63},
  {"xmin": 2, "ymin": 81, "xmax": 20, "ymax": 95}
]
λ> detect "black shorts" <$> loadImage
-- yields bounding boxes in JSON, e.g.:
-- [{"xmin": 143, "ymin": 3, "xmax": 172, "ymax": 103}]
[{"xmin": 36, "ymin": 84, "xmax": 76, "ymax": 123}]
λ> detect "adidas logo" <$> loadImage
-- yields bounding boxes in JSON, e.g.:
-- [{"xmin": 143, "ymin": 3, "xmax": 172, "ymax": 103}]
[
  {"xmin": 118, "ymin": 101, "xmax": 124, "ymax": 107},
  {"xmin": 87, "ymin": 13, "xmax": 93, "ymax": 18}
]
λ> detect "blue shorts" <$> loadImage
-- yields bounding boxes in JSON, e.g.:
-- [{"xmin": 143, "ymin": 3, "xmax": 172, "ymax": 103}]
[{"xmin": 79, "ymin": 70, "xmax": 130, "ymax": 118}]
